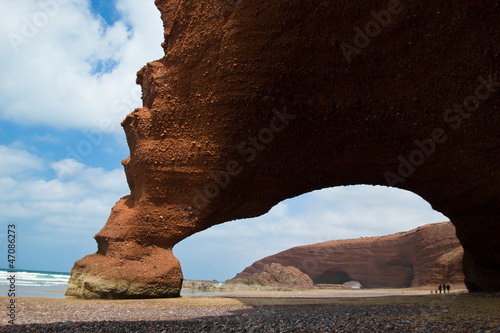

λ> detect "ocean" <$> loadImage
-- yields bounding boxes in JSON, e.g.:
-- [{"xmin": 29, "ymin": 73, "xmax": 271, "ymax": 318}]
[{"xmin": 0, "ymin": 269, "xmax": 70, "ymax": 299}]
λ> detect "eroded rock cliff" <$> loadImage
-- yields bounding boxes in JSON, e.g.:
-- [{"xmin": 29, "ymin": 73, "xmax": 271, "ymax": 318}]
[
  {"xmin": 227, "ymin": 263, "xmax": 314, "ymax": 290},
  {"xmin": 235, "ymin": 222, "xmax": 464, "ymax": 288},
  {"xmin": 67, "ymin": 0, "xmax": 500, "ymax": 298}
]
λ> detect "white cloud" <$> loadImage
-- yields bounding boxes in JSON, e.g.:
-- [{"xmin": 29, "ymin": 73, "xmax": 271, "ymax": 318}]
[
  {"xmin": 0, "ymin": 0, "xmax": 163, "ymax": 133},
  {"xmin": 0, "ymin": 146, "xmax": 129, "ymax": 249},
  {"xmin": 0, "ymin": 145, "xmax": 44, "ymax": 176},
  {"xmin": 51, "ymin": 159, "xmax": 86, "ymax": 180}
]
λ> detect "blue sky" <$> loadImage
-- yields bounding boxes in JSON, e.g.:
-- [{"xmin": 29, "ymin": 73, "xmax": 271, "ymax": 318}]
[{"xmin": 0, "ymin": 0, "xmax": 448, "ymax": 281}]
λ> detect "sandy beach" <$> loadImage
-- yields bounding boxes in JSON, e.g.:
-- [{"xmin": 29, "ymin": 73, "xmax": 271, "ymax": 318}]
[{"xmin": 1, "ymin": 288, "xmax": 499, "ymax": 332}]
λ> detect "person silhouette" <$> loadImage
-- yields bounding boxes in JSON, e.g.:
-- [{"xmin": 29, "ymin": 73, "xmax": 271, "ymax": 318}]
[
  {"xmin": 438, "ymin": 284, "xmax": 442, "ymax": 294},
  {"xmin": 447, "ymin": 284, "xmax": 450, "ymax": 293}
]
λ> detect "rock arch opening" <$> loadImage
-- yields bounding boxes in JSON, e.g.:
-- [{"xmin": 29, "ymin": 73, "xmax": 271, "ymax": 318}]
[{"xmin": 174, "ymin": 185, "xmax": 461, "ymax": 290}]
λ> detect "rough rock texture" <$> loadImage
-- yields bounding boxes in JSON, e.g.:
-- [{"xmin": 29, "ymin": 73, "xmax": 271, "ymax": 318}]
[
  {"xmin": 67, "ymin": 0, "xmax": 500, "ymax": 298},
  {"xmin": 235, "ymin": 222, "xmax": 464, "ymax": 288},
  {"xmin": 226, "ymin": 263, "xmax": 314, "ymax": 290}
]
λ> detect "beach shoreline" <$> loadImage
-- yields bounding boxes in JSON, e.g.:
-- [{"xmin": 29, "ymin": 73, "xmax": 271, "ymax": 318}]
[{"xmin": 1, "ymin": 288, "xmax": 499, "ymax": 332}]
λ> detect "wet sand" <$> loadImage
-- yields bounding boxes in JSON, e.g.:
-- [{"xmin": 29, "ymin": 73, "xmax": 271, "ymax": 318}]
[{"xmin": 1, "ymin": 288, "xmax": 499, "ymax": 332}]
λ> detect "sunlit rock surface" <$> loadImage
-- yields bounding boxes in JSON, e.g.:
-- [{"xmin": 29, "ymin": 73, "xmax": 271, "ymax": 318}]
[{"xmin": 235, "ymin": 222, "xmax": 464, "ymax": 288}]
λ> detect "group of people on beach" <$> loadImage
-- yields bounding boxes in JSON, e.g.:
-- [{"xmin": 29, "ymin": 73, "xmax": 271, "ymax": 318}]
[{"xmin": 432, "ymin": 284, "xmax": 451, "ymax": 294}]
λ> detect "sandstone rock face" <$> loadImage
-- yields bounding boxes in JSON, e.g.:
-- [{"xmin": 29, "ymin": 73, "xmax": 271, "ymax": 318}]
[
  {"xmin": 67, "ymin": 0, "xmax": 500, "ymax": 298},
  {"xmin": 227, "ymin": 263, "xmax": 314, "ymax": 290},
  {"xmin": 235, "ymin": 222, "xmax": 464, "ymax": 288}
]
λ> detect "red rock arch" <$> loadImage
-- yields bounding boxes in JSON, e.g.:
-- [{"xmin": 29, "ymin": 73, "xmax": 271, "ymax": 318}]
[{"xmin": 66, "ymin": 0, "xmax": 500, "ymax": 298}]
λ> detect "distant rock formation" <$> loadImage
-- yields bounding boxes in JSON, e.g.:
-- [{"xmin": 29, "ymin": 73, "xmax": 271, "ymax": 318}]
[
  {"xmin": 235, "ymin": 222, "xmax": 464, "ymax": 288},
  {"xmin": 226, "ymin": 263, "xmax": 314, "ymax": 290}
]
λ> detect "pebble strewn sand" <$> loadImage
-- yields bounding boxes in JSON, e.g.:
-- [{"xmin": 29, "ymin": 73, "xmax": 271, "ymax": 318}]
[{"xmin": 1, "ymin": 292, "xmax": 499, "ymax": 332}]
